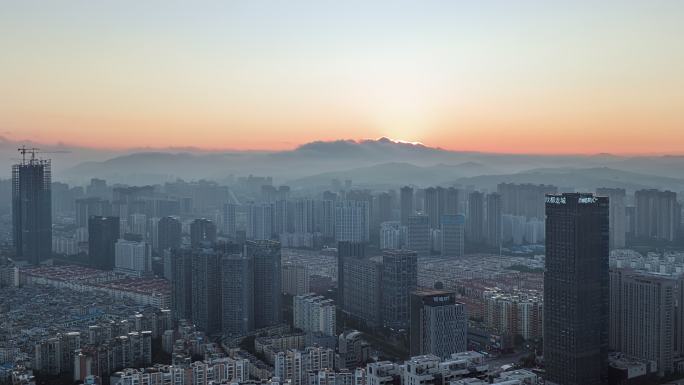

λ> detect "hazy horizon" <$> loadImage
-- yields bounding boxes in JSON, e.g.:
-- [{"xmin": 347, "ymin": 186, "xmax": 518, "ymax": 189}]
[{"xmin": 3, "ymin": 135, "xmax": 684, "ymax": 157}]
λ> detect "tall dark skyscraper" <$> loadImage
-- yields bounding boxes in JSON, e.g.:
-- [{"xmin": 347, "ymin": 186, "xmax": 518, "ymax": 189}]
[
  {"xmin": 191, "ymin": 247, "xmax": 222, "ymax": 334},
  {"xmin": 88, "ymin": 216, "xmax": 120, "ymax": 270},
  {"xmin": 221, "ymin": 252, "xmax": 254, "ymax": 336},
  {"xmin": 170, "ymin": 248, "xmax": 194, "ymax": 321},
  {"xmin": 171, "ymin": 242, "xmax": 255, "ymax": 336},
  {"xmin": 466, "ymin": 191, "xmax": 485, "ymax": 243},
  {"xmin": 157, "ymin": 216, "xmax": 182, "ymax": 252},
  {"xmin": 400, "ymin": 186, "xmax": 414, "ymax": 226},
  {"xmin": 12, "ymin": 152, "xmax": 52, "ymax": 265},
  {"xmin": 247, "ymin": 240, "xmax": 282, "ymax": 328},
  {"xmin": 381, "ymin": 250, "xmax": 418, "ymax": 329},
  {"xmin": 337, "ymin": 241, "xmax": 367, "ymax": 306},
  {"xmin": 190, "ymin": 218, "xmax": 217, "ymax": 247},
  {"xmin": 544, "ymin": 193, "xmax": 609, "ymax": 385}
]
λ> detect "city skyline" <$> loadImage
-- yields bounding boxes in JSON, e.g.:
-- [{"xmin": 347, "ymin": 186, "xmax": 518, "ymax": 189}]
[
  {"xmin": 2, "ymin": 1, "xmax": 684, "ymax": 155},
  {"xmin": 2, "ymin": 2, "xmax": 684, "ymax": 385}
]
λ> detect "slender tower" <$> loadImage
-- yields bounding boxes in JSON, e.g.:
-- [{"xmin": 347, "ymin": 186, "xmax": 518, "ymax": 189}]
[{"xmin": 12, "ymin": 147, "xmax": 52, "ymax": 265}]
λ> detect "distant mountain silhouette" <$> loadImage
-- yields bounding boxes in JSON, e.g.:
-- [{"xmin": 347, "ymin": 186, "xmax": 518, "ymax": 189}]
[{"xmin": 7, "ymin": 138, "xmax": 677, "ymax": 190}]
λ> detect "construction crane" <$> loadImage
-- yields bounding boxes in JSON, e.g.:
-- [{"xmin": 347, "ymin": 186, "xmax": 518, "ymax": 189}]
[{"xmin": 17, "ymin": 145, "xmax": 71, "ymax": 163}]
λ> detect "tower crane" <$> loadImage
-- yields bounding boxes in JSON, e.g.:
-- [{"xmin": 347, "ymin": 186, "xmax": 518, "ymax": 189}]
[{"xmin": 17, "ymin": 145, "xmax": 71, "ymax": 163}]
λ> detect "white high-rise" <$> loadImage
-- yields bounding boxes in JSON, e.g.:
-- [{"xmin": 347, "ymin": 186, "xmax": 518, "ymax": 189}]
[
  {"xmin": 293, "ymin": 293, "xmax": 336, "ymax": 337},
  {"xmin": 380, "ymin": 221, "xmax": 404, "ymax": 250},
  {"xmin": 335, "ymin": 201, "xmax": 369, "ymax": 243},
  {"xmin": 114, "ymin": 239, "xmax": 151, "ymax": 277}
]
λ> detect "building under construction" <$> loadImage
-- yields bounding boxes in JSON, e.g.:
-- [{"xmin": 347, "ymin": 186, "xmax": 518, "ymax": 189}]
[{"xmin": 12, "ymin": 147, "xmax": 52, "ymax": 265}]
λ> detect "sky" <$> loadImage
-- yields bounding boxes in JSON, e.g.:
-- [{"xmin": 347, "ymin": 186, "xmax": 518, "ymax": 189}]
[{"xmin": 1, "ymin": 1, "xmax": 683, "ymax": 155}]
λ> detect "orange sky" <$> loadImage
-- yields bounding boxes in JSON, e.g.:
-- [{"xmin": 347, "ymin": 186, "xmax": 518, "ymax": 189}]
[{"xmin": 1, "ymin": 1, "xmax": 683, "ymax": 155}]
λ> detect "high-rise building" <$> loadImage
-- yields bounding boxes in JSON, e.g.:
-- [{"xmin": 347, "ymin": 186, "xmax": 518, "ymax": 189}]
[
  {"xmin": 498, "ymin": 183, "xmax": 558, "ymax": 220},
  {"xmin": 293, "ymin": 199, "xmax": 315, "ymax": 233},
  {"xmin": 114, "ymin": 239, "xmax": 151, "ymax": 277},
  {"xmin": 502, "ymin": 214, "xmax": 527, "ymax": 245},
  {"xmin": 466, "ymin": 191, "xmax": 485, "ymax": 244},
  {"xmin": 424, "ymin": 187, "xmax": 446, "ymax": 230},
  {"xmin": 609, "ymin": 269, "xmax": 680, "ymax": 376},
  {"xmin": 12, "ymin": 154, "xmax": 52, "ymax": 265},
  {"xmin": 337, "ymin": 241, "xmax": 366, "ymax": 308},
  {"xmin": 247, "ymin": 203, "xmax": 274, "ymax": 240},
  {"xmin": 274, "ymin": 199, "xmax": 289, "ymax": 235},
  {"xmin": 634, "ymin": 189, "xmax": 680, "ymax": 242},
  {"xmin": 190, "ymin": 218, "xmax": 217, "ymax": 247},
  {"xmin": 157, "ymin": 216, "xmax": 182, "ymax": 252},
  {"xmin": 544, "ymin": 193, "xmax": 609, "ymax": 385},
  {"xmin": 172, "ymin": 243, "xmax": 254, "ymax": 336},
  {"xmin": 380, "ymin": 221, "xmax": 404, "ymax": 250},
  {"xmin": 224, "ymin": 203, "xmax": 237, "ymax": 238},
  {"xmin": 283, "ymin": 263, "xmax": 310, "ymax": 296},
  {"xmin": 277, "ymin": 185, "xmax": 291, "ymax": 201},
  {"xmin": 86, "ymin": 177, "xmax": 109, "ymax": 199},
  {"xmin": 376, "ymin": 192, "xmax": 393, "ymax": 225},
  {"xmin": 440, "ymin": 214, "xmax": 465, "ymax": 257},
  {"xmin": 317, "ymin": 199, "xmax": 336, "ymax": 240},
  {"xmin": 170, "ymin": 248, "xmax": 193, "ymax": 321},
  {"xmin": 400, "ymin": 186, "xmax": 414, "ymax": 226},
  {"xmin": 596, "ymin": 188, "xmax": 626, "ymax": 249},
  {"xmin": 444, "ymin": 187, "xmax": 459, "ymax": 215},
  {"xmin": 381, "ymin": 250, "xmax": 417, "ymax": 329},
  {"xmin": 191, "ymin": 248, "xmax": 222, "ymax": 334},
  {"xmin": 341, "ymin": 256, "xmax": 383, "ymax": 327},
  {"xmin": 88, "ymin": 216, "xmax": 120, "ymax": 270},
  {"xmin": 407, "ymin": 214, "xmax": 430, "ymax": 256},
  {"xmin": 261, "ymin": 185, "xmax": 278, "ymax": 203},
  {"xmin": 127, "ymin": 213, "xmax": 147, "ymax": 239},
  {"xmin": 483, "ymin": 289, "xmax": 543, "ymax": 341},
  {"xmin": 485, "ymin": 193, "xmax": 502, "ymax": 248},
  {"xmin": 75, "ymin": 197, "xmax": 111, "ymax": 228},
  {"xmin": 247, "ymin": 240, "xmax": 282, "ymax": 328},
  {"xmin": 147, "ymin": 217, "xmax": 159, "ymax": 250},
  {"xmin": 293, "ymin": 293, "xmax": 336, "ymax": 337},
  {"xmin": 410, "ymin": 289, "xmax": 467, "ymax": 359},
  {"xmin": 221, "ymin": 252, "xmax": 254, "ymax": 336},
  {"xmin": 625, "ymin": 206, "xmax": 636, "ymax": 240},
  {"xmin": 524, "ymin": 218, "xmax": 545, "ymax": 244},
  {"xmin": 334, "ymin": 200, "xmax": 369, "ymax": 242}
]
